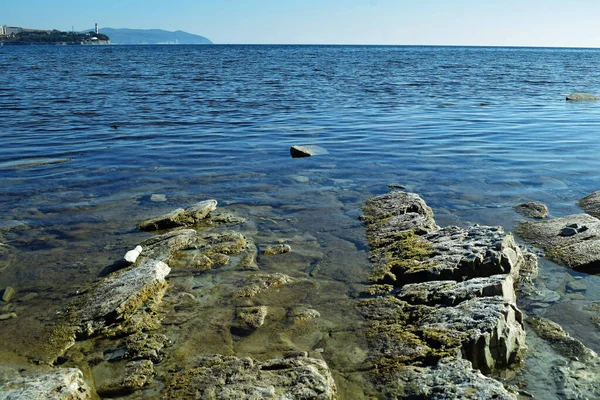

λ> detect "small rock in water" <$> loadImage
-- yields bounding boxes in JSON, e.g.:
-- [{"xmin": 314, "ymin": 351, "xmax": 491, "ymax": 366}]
[
  {"xmin": 150, "ymin": 194, "xmax": 167, "ymax": 202},
  {"xmin": 124, "ymin": 245, "xmax": 143, "ymax": 264},
  {"xmin": 566, "ymin": 280, "xmax": 587, "ymax": 293},
  {"xmin": 263, "ymin": 244, "xmax": 291, "ymax": 255},
  {"xmin": 0, "ymin": 312, "xmax": 17, "ymax": 320},
  {"xmin": 2, "ymin": 286, "xmax": 15, "ymax": 302},
  {"xmin": 290, "ymin": 145, "xmax": 328, "ymax": 158},
  {"xmin": 290, "ymin": 175, "xmax": 310, "ymax": 183},
  {"xmin": 514, "ymin": 202, "xmax": 549, "ymax": 219},
  {"xmin": 566, "ymin": 93, "xmax": 598, "ymax": 101}
]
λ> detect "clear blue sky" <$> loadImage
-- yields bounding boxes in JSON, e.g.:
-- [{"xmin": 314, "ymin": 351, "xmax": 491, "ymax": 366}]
[{"xmin": 4, "ymin": 0, "xmax": 600, "ymax": 47}]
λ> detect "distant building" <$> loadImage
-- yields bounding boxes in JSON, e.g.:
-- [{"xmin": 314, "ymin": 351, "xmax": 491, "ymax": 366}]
[
  {"xmin": 0, "ymin": 26, "xmax": 5, "ymax": 35},
  {"xmin": 3, "ymin": 26, "xmax": 23, "ymax": 35}
]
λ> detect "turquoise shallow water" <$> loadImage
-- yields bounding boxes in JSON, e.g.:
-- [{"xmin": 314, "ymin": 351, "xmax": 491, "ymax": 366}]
[{"xmin": 1, "ymin": 45, "xmax": 600, "ymax": 396}]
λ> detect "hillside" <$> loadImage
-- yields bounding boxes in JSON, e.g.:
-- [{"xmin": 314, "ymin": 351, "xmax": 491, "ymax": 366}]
[{"xmin": 99, "ymin": 28, "xmax": 212, "ymax": 45}]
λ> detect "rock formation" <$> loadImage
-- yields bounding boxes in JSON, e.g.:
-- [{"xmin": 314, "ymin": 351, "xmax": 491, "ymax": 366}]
[{"xmin": 361, "ymin": 191, "xmax": 535, "ymax": 398}]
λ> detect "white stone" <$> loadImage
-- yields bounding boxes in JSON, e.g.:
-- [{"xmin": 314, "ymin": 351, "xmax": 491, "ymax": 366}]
[{"xmin": 124, "ymin": 245, "xmax": 143, "ymax": 264}]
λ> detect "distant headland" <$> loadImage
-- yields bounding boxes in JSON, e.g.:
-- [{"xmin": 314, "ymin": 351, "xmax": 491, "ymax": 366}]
[
  {"xmin": 0, "ymin": 24, "xmax": 110, "ymax": 45},
  {"xmin": 99, "ymin": 28, "xmax": 212, "ymax": 45}
]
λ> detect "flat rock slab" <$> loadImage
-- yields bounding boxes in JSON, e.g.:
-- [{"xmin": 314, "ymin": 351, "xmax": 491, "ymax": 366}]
[
  {"xmin": 162, "ymin": 354, "xmax": 337, "ymax": 399},
  {"xmin": 516, "ymin": 213, "xmax": 600, "ymax": 273},
  {"xmin": 73, "ymin": 259, "xmax": 171, "ymax": 338},
  {"xmin": 0, "ymin": 367, "xmax": 91, "ymax": 400},
  {"xmin": 290, "ymin": 145, "xmax": 328, "ymax": 158},
  {"xmin": 137, "ymin": 199, "xmax": 217, "ymax": 231},
  {"xmin": 514, "ymin": 202, "xmax": 549, "ymax": 219},
  {"xmin": 566, "ymin": 93, "xmax": 598, "ymax": 101}
]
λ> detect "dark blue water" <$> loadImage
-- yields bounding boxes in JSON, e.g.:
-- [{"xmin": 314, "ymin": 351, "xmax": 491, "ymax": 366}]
[{"xmin": 1, "ymin": 45, "xmax": 600, "ymax": 395}]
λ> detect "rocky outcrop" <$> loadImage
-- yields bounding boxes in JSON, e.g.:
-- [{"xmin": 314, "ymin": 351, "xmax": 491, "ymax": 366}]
[
  {"xmin": 516, "ymin": 213, "xmax": 600, "ymax": 273},
  {"xmin": 579, "ymin": 190, "xmax": 600, "ymax": 218},
  {"xmin": 361, "ymin": 191, "xmax": 534, "ymax": 398},
  {"xmin": 72, "ymin": 259, "xmax": 171, "ymax": 339},
  {"xmin": 514, "ymin": 202, "xmax": 549, "ymax": 219},
  {"xmin": 137, "ymin": 199, "xmax": 217, "ymax": 231},
  {"xmin": 566, "ymin": 93, "xmax": 598, "ymax": 101},
  {"xmin": 290, "ymin": 145, "xmax": 328, "ymax": 158},
  {"xmin": 162, "ymin": 354, "xmax": 337, "ymax": 399},
  {"xmin": 0, "ymin": 367, "xmax": 91, "ymax": 400}
]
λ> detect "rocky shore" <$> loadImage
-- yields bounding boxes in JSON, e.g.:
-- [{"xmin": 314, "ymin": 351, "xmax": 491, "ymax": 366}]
[{"xmin": 1, "ymin": 191, "xmax": 599, "ymax": 399}]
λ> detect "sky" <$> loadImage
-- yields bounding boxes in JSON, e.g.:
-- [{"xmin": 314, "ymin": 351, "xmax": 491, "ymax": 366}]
[{"xmin": 3, "ymin": 0, "xmax": 600, "ymax": 47}]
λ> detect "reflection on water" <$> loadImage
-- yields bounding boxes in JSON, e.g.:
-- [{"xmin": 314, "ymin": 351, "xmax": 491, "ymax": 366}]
[{"xmin": 1, "ymin": 45, "xmax": 600, "ymax": 397}]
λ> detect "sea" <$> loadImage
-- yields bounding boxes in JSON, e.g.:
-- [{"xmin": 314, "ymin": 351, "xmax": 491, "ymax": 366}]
[{"xmin": 1, "ymin": 45, "xmax": 600, "ymax": 398}]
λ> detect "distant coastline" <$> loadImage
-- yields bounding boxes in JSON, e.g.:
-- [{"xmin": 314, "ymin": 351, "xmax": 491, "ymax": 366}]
[{"xmin": 0, "ymin": 25, "xmax": 110, "ymax": 45}]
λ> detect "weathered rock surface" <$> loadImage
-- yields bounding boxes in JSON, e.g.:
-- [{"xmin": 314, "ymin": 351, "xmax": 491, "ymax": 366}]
[
  {"xmin": 235, "ymin": 273, "xmax": 292, "ymax": 298},
  {"xmin": 72, "ymin": 259, "xmax": 171, "ymax": 338},
  {"xmin": 162, "ymin": 354, "xmax": 337, "ymax": 399},
  {"xmin": 566, "ymin": 93, "xmax": 598, "ymax": 101},
  {"xmin": 137, "ymin": 199, "xmax": 217, "ymax": 231},
  {"xmin": 290, "ymin": 145, "xmax": 328, "ymax": 158},
  {"xmin": 514, "ymin": 201, "xmax": 549, "ymax": 219},
  {"xmin": 0, "ymin": 367, "xmax": 91, "ymax": 400},
  {"xmin": 376, "ymin": 359, "xmax": 516, "ymax": 400},
  {"xmin": 263, "ymin": 243, "xmax": 291, "ymax": 255},
  {"xmin": 516, "ymin": 213, "xmax": 600, "ymax": 273},
  {"xmin": 579, "ymin": 190, "xmax": 600, "ymax": 218},
  {"xmin": 361, "ymin": 191, "xmax": 532, "ymax": 397}
]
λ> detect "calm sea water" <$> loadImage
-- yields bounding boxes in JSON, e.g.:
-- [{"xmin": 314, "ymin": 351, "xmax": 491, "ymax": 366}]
[{"xmin": 1, "ymin": 45, "xmax": 600, "ymax": 396}]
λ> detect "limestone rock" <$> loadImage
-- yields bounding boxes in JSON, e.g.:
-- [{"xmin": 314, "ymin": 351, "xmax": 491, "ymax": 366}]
[
  {"xmin": 162, "ymin": 354, "xmax": 337, "ymax": 399},
  {"xmin": 290, "ymin": 145, "xmax": 328, "ymax": 158},
  {"xmin": 514, "ymin": 202, "xmax": 548, "ymax": 219},
  {"xmin": 138, "ymin": 229, "xmax": 196, "ymax": 264},
  {"xmin": 72, "ymin": 259, "xmax": 171, "ymax": 338},
  {"xmin": 233, "ymin": 306, "xmax": 268, "ymax": 335},
  {"xmin": 263, "ymin": 243, "xmax": 291, "ymax": 255},
  {"xmin": 93, "ymin": 359, "xmax": 154, "ymax": 396},
  {"xmin": 516, "ymin": 213, "xmax": 600, "ymax": 272},
  {"xmin": 579, "ymin": 190, "xmax": 600, "ymax": 218},
  {"xmin": 379, "ymin": 358, "xmax": 516, "ymax": 399},
  {"xmin": 137, "ymin": 199, "xmax": 217, "ymax": 231},
  {"xmin": 235, "ymin": 273, "xmax": 292, "ymax": 298},
  {"xmin": 169, "ymin": 232, "xmax": 248, "ymax": 270},
  {"xmin": 566, "ymin": 93, "xmax": 598, "ymax": 101},
  {"xmin": 361, "ymin": 191, "xmax": 530, "ymax": 396},
  {"xmin": 0, "ymin": 367, "xmax": 91, "ymax": 400}
]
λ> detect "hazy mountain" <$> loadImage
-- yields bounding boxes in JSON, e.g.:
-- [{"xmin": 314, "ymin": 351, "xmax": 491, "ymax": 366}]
[{"xmin": 98, "ymin": 28, "xmax": 213, "ymax": 45}]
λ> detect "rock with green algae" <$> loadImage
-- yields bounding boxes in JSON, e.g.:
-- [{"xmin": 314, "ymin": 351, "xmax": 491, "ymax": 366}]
[
  {"xmin": 375, "ymin": 358, "xmax": 517, "ymax": 400},
  {"xmin": 516, "ymin": 213, "xmax": 600, "ymax": 273},
  {"xmin": 235, "ymin": 273, "xmax": 292, "ymax": 298},
  {"xmin": 168, "ymin": 231, "xmax": 248, "ymax": 270},
  {"xmin": 514, "ymin": 201, "xmax": 549, "ymax": 219},
  {"xmin": 70, "ymin": 259, "xmax": 171, "ymax": 338},
  {"xmin": 360, "ymin": 191, "xmax": 533, "ymax": 397},
  {"xmin": 263, "ymin": 243, "xmax": 291, "ymax": 255},
  {"xmin": 162, "ymin": 354, "xmax": 337, "ymax": 399},
  {"xmin": 137, "ymin": 199, "xmax": 217, "ymax": 231},
  {"xmin": 232, "ymin": 306, "xmax": 268, "ymax": 335},
  {"xmin": 92, "ymin": 359, "xmax": 154, "ymax": 396},
  {"xmin": 0, "ymin": 367, "xmax": 92, "ymax": 400}
]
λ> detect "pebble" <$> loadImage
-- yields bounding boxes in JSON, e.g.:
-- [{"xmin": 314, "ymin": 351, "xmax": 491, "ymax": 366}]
[
  {"xmin": 2, "ymin": 286, "xmax": 15, "ymax": 302},
  {"xmin": 0, "ymin": 312, "xmax": 17, "ymax": 320}
]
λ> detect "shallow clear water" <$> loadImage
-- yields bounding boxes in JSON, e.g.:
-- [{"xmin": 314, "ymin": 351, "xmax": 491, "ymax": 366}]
[{"xmin": 1, "ymin": 45, "xmax": 600, "ymax": 396}]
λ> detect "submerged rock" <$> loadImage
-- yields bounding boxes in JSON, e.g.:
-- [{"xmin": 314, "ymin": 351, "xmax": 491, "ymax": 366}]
[
  {"xmin": 290, "ymin": 145, "xmax": 328, "ymax": 158},
  {"xmin": 235, "ymin": 273, "xmax": 292, "ymax": 298},
  {"xmin": 361, "ymin": 191, "xmax": 532, "ymax": 397},
  {"xmin": 514, "ymin": 202, "xmax": 548, "ymax": 219},
  {"xmin": 232, "ymin": 306, "xmax": 268, "ymax": 335},
  {"xmin": 516, "ymin": 213, "xmax": 600, "ymax": 273},
  {"xmin": 137, "ymin": 199, "xmax": 217, "ymax": 231},
  {"xmin": 162, "ymin": 354, "xmax": 337, "ymax": 399},
  {"xmin": 263, "ymin": 243, "xmax": 291, "ymax": 255},
  {"xmin": 0, "ymin": 367, "xmax": 91, "ymax": 400},
  {"xmin": 1, "ymin": 287, "xmax": 15, "ymax": 302},
  {"xmin": 566, "ymin": 93, "xmax": 598, "ymax": 101}
]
